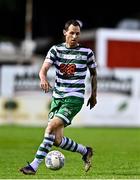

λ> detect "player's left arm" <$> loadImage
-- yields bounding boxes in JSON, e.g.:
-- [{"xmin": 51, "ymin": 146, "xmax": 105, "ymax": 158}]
[{"xmin": 87, "ymin": 68, "xmax": 97, "ymax": 109}]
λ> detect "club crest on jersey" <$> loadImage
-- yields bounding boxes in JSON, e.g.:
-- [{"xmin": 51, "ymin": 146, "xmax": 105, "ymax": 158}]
[{"xmin": 75, "ymin": 54, "xmax": 82, "ymax": 60}]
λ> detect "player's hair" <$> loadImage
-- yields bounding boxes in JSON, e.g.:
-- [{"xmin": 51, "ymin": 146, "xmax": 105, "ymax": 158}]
[{"xmin": 64, "ymin": 19, "xmax": 81, "ymax": 31}]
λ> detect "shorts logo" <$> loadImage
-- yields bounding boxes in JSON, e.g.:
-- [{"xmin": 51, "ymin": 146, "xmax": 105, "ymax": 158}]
[
  {"xmin": 63, "ymin": 108, "xmax": 72, "ymax": 117},
  {"xmin": 49, "ymin": 112, "xmax": 54, "ymax": 119},
  {"xmin": 63, "ymin": 111, "xmax": 69, "ymax": 117}
]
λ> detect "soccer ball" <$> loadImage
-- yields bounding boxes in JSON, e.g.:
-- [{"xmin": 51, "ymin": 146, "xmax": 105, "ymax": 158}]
[{"xmin": 45, "ymin": 150, "xmax": 65, "ymax": 170}]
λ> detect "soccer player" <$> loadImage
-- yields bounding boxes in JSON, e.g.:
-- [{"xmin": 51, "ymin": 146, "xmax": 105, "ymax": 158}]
[{"xmin": 20, "ymin": 19, "xmax": 97, "ymax": 175}]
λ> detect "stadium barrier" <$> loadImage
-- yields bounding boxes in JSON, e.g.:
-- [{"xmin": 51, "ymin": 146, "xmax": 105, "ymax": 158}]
[{"xmin": 0, "ymin": 28, "xmax": 140, "ymax": 127}]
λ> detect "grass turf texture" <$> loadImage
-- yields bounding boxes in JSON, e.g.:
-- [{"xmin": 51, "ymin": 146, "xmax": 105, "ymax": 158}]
[{"xmin": 0, "ymin": 125, "xmax": 140, "ymax": 179}]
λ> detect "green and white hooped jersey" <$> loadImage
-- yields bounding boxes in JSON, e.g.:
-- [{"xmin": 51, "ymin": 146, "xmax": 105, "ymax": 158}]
[{"xmin": 44, "ymin": 43, "xmax": 97, "ymax": 99}]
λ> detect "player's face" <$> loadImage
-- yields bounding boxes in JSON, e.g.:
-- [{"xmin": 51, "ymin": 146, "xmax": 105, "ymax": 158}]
[{"xmin": 64, "ymin": 24, "xmax": 80, "ymax": 48}]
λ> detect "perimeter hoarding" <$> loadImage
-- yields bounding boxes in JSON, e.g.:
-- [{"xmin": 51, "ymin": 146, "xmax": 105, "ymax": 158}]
[{"xmin": 0, "ymin": 28, "xmax": 140, "ymax": 127}]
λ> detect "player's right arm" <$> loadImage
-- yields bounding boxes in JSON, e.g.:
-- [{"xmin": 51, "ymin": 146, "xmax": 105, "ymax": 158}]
[{"xmin": 39, "ymin": 61, "xmax": 52, "ymax": 93}]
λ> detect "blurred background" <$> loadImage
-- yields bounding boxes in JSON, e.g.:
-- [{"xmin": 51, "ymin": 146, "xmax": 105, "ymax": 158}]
[{"xmin": 0, "ymin": 0, "xmax": 140, "ymax": 127}]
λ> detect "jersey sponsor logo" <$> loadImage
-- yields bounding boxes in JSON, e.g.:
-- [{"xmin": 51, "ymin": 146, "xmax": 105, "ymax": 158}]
[{"xmin": 60, "ymin": 63, "xmax": 76, "ymax": 76}]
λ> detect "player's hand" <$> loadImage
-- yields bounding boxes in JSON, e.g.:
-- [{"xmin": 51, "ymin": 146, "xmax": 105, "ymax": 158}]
[
  {"xmin": 40, "ymin": 80, "xmax": 52, "ymax": 93},
  {"xmin": 87, "ymin": 95, "xmax": 97, "ymax": 109}
]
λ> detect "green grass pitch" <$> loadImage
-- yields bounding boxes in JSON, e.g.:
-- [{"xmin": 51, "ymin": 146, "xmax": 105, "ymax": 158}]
[{"xmin": 0, "ymin": 125, "xmax": 140, "ymax": 179}]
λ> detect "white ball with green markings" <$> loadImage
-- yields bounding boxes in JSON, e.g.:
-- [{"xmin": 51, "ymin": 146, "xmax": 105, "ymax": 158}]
[{"xmin": 45, "ymin": 150, "xmax": 65, "ymax": 170}]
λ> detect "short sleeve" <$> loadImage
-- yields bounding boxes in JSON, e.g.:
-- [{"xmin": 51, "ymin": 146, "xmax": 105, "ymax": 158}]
[
  {"xmin": 87, "ymin": 49, "xmax": 97, "ymax": 68},
  {"xmin": 44, "ymin": 45, "xmax": 57, "ymax": 64}
]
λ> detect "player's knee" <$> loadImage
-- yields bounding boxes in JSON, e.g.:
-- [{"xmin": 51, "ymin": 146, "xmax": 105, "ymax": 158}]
[{"xmin": 45, "ymin": 124, "xmax": 55, "ymax": 135}]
